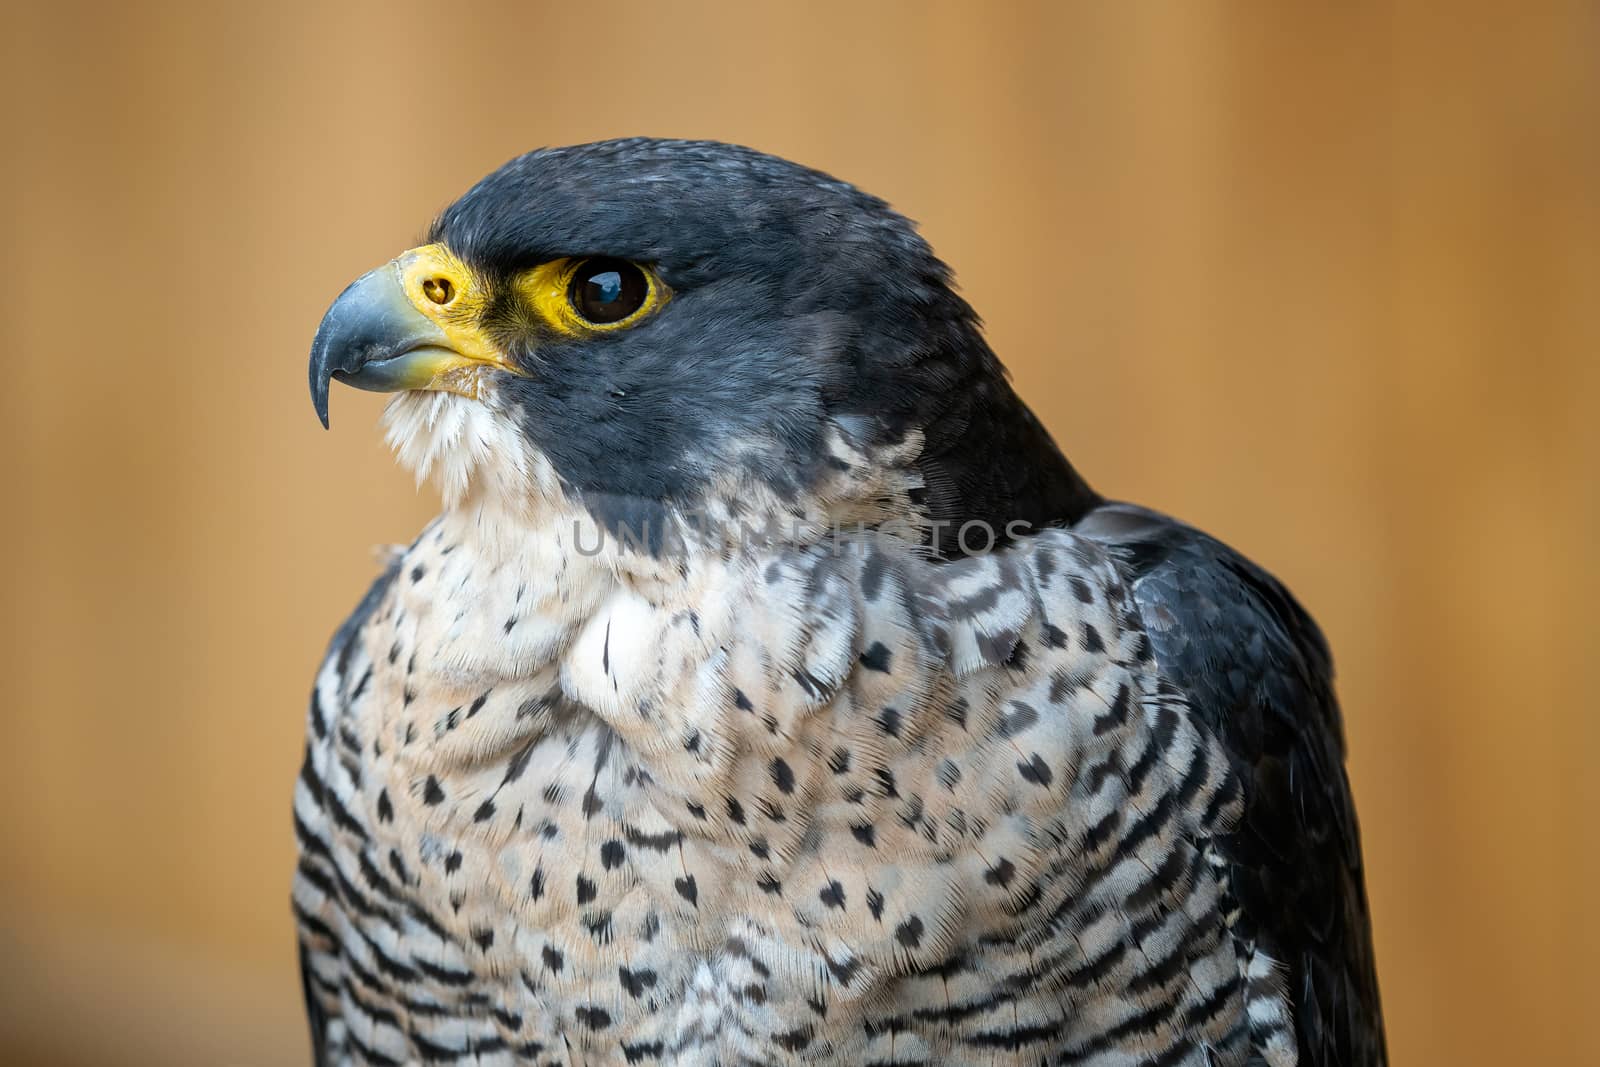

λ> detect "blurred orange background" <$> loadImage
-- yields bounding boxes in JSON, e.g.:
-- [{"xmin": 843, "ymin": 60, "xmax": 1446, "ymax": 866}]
[{"xmin": 2, "ymin": 2, "xmax": 1595, "ymax": 1064}]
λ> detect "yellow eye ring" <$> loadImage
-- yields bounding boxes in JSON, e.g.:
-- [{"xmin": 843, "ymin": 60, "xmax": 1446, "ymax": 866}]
[{"xmin": 519, "ymin": 257, "xmax": 668, "ymax": 336}]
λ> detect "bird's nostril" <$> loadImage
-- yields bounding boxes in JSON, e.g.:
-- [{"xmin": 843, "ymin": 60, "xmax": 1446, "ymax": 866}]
[{"xmin": 422, "ymin": 277, "xmax": 455, "ymax": 305}]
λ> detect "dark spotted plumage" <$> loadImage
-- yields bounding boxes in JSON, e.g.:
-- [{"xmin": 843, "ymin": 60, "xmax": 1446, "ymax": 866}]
[
  {"xmin": 1079, "ymin": 504, "xmax": 1386, "ymax": 1065},
  {"xmin": 298, "ymin": 138, "xmax": 1384, "ymax": 1065}
]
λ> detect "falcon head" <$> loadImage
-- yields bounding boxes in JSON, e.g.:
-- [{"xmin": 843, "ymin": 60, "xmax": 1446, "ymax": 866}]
[{"xmin": 310, "ymin": 139, "xmax": 1094, "ymax": 556}]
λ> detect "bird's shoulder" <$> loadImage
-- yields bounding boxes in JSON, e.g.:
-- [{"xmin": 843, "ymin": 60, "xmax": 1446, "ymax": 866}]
[{"xmin": 1074, "ymin": 501, "xmax": 1386, "ymax": 1067}]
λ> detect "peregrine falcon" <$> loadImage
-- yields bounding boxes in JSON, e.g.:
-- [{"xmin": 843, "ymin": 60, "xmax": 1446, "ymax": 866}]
[{"xmin": 298, "ymin": 139, "xmax": 1384, "ymax": 1067}]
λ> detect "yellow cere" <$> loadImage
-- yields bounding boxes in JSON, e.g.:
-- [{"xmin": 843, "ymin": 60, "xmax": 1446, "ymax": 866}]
[{"xmin": 395, "ymin": 244, "xmax": 507, "ymax": 365}]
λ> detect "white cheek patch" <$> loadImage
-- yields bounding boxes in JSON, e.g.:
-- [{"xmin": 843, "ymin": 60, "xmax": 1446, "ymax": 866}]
[
  {"xmin": 562, "ymin": 588, "xmax": 663, "ymax": 717},
  {"xmin": 382, "ymin": 390, "xmax": 547, "ymax": 509}
]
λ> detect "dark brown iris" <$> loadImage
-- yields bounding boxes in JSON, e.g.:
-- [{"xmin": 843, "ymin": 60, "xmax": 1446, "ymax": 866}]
[{"xmin": 569, "ymin": 258, "xmax": 648, "ymax": 325}]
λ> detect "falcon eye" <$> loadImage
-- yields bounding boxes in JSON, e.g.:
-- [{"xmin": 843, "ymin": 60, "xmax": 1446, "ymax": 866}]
[
  {"xmin": 422, "ymin": 277, "xmax": 455, "ymax": 305},
  {"xmin": 516, "ymin": 256, "xmax": 667, "ymax": 335},
  {"xmin": 569, "ymin": 258, "xmax": 649, "ymax": 326}
]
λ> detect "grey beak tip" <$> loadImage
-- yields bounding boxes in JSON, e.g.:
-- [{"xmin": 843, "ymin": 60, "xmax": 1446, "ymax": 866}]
[
  {"xmin": 309, "ymin": 262, "xmax": 444, "ymax": 431},
  {"xmin": 311, "ymin": 358, "xmax": 333, "ymax": 428}
]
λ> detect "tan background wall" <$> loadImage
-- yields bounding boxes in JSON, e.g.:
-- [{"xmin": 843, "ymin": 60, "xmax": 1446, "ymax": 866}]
[{"xmin": 2, "ymin": 2, "xmax": 1595, "ymax": 1064}]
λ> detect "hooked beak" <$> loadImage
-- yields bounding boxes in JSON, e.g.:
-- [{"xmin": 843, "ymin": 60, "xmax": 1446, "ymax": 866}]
[{"xmin": 308, "ymin": 249, "xmax": 520, "ymax": 427}]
